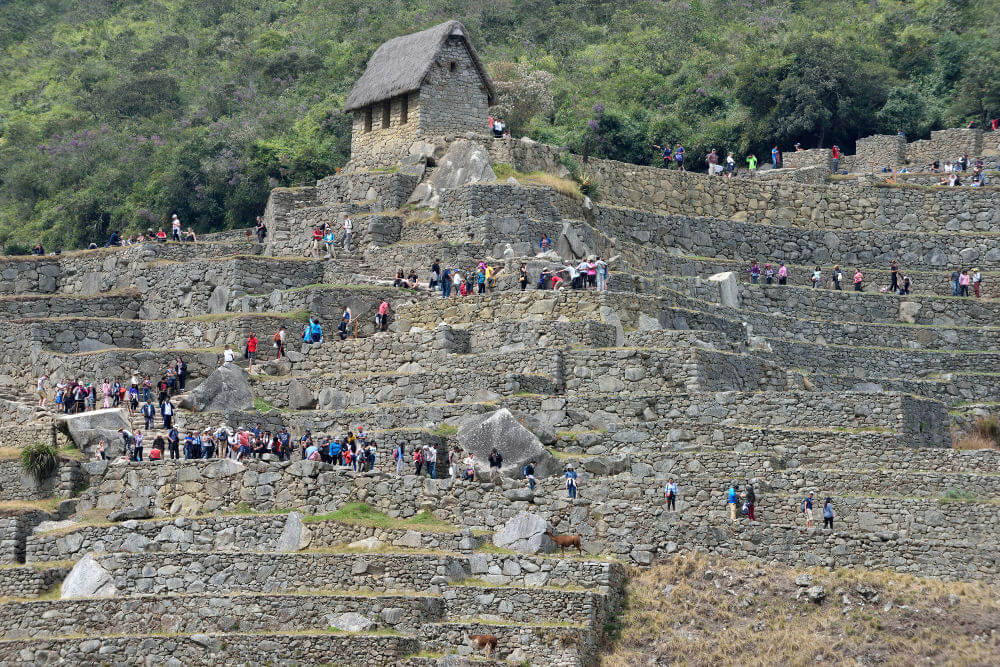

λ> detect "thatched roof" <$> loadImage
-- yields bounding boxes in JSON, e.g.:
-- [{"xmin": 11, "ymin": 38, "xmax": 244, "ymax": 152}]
[{"xmin": 344, "ymin": 21, "xmax": 496, "ymax": 112}]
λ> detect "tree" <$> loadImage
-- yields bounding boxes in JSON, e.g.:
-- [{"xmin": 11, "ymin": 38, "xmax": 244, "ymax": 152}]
[{"xmin": 489, "ymin": 62, "xmax": 556, "ymax": 136}]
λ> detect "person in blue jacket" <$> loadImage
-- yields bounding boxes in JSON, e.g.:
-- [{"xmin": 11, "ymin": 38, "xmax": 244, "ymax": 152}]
[{"xmin": 565, "ymin": 464, "xmax": 579, "ymax": 499}]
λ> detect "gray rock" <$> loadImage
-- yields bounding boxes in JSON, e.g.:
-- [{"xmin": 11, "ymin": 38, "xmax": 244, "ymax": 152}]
[
  {"xmin": 504, "ymin": 488, "xmax": 535, "ymax": 502},
  {"xmin": 328, "ymin": 612, "xmax": 374, "ymax": 633},
  {"xmin": 794, "ymin": 574, "xmax": 813, "ymax": 587},
  {"xmin": 207, "ymin": 285, "xmax": 229, "ymax": 314},
  {"xmin": 276, "ymin": 512, "xmax": 312, "ymax": 552},
  {"xmin": 807, "ymin": 585, "xmax": 826, "ymax": 602},
  {"xmin": 457, "ymin": 408, "xmax": 559, "ymax": 479},
  {"xmin": 121, "ymin": 534, "xmax": 151, "ymax": 553},
  {"xmin": 182, "ymin": 364, "xmax": 253, "ymax": 412},
  {"xmin": 380, "ymin": 607, "xmax": 404, "ymax": 625},
  {"xmin": 348, "ymin": 536, "xmax": 383, "ymax": 550},
  {"xmin": 559, "ymin": 221, "xmax": 590, "ymax": 259},
  {"xmin": 492, "ymin": 511, "xmax": 555, "ymax": 554},
  {"xmin": 427, "ymin": 140, "xmax": 496, "ymax": 190},
  {"xmin": 107, "ymin": 505, "xmax": 153, "ymax": 522},
  {"xmin": 287, "ymin": 379, "xmax": 317, "ymax": 410},
  {"xmin": 395, "ymin": 530, "xmax": 423, "ymax": 549},
  {"xmin": 637, "ymin": 313, "xmax": 662, "ymax": 332},
  {"xmin": 514, "ymin": 411, "xmax": 557, "ymax": 445},
  {"xmin": 317, "ymin": 388, "xmax": 349, "ymax": 410},
  {"xmin": 54, "ymin": 408, "xmax": 129, "ymax": 454},
  {"xmin": 61, "ymin": 553, "xmax": 117, "ymax": 598},
  {"xmin": 707, "ymin": 272, "xmax": 740, "ymax": 308}
]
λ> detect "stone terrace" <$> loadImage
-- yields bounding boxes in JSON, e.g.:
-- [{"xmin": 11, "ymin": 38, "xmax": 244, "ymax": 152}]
[{"xmin": 1, "ymin": 130, "xmax": 999, "ymax": 664}]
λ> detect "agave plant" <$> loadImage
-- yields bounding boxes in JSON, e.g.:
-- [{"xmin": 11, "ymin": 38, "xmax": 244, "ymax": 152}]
[{"xmin": 20, "ymin": 442, "xmax": 59, "ymax": 480}]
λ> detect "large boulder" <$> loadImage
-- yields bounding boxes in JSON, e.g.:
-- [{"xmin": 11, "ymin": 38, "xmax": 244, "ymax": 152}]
[
  {"xmin": 427, "ymin": 140, "xmax": 496, "ymax": 190},
  {"xmin": 707, "ymin": 272, "xmax": 740, "ymax": 309},
  {"xmin": 276, "ymin": 511, "xmax": 313, "ymax": 552},
  {"xmin": 181, "ymin": 363, "xmax": 253, "ymax": 412},
  {"xmin": 457, "ymin": 408, "xmax": 559, "ymax": 479},
  {"xmin": 287, "ymin": 379, "xmax": 317, "ymax": 410},
  {"xmin": 61, "ymin": 553, "xmax": 117, "ymax": 598},
  {"xmin": 492, "ymin": 511, "xmax": 555, "ymax": 554},
  {"xmin": 54, "ymin": 408, "xmax": 129, "ymax": 455}
]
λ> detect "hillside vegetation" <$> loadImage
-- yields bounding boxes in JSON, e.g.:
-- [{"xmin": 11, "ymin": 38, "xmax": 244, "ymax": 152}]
[
  {"xmin": 604, "ymin": 553, "xmax": 1000, "ymax": 666},
  {"xmin": 1, "ymin": 0, "xmax": 998, "ymax": 249}
]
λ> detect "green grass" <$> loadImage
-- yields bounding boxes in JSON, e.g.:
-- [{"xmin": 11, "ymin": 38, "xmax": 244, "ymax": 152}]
[
  {"xmin": 941, "ymin": 489, "xmax": 980, "ymax": 503},
  {"xmin": 430, "ymin": 423, "xmax": 458, "ymax": 438},
  {"xmin": 253, "ymin": 397, "xmax": 278, "ymax": 412}
]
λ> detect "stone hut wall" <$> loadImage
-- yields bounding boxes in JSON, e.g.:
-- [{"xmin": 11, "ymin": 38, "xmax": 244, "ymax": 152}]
[
  {"xmin": 854, "ymin": 134, "xmax": 907, "ymax": 172},
  {"xmin": 418, "ymin": 36, "xmax": 492, "ymax": 138},
  {"xmin": 350, "ymin": 90, "xmax": 421, "ymax": 169},
  {"xmin": 783, "ymin": 148, "xmax": 832, "ymax": 171}
]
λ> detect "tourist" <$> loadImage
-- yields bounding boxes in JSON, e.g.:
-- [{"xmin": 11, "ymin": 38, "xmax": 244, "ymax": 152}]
[
  {"xmin": 811, "ymin": 266, "xmax": 821, "ymax": 288},
  {"xmin": 376, "ymin": 300, "xmax": 390, "ymax": 331},
  {"xmin": 323, "ymin": 226, "xmax": 335, "ymax": 256},
  {"xmin": 801, "ymin": 491, "xmax": 815, "ymax": 529},
  {"xmin": 102, "ymin": 378, "xmax": 111, "ymax": 408},
  {"xmin": 972, "ymin": 268, "xmax": 982, "ymax": 298},
  {"xmin": 771, "ymin": 145, "xmax": 781, "ymax": 169},
  {"xmin": 596, "ymin": 257, "xmax": 608, "ymax": 291},
  {"xmin": 393, "ymin": 442, "xmax": 405, "ymax": 476},
  {"xmin": 831, "ymin": 144, "xmax": 840, "ymax": 173},
  {"xmin": 524, "ymin": 460, "xmax": 536, "ymax": 491},
  {"xmin": 745, "ymin": 484, "xmax": 756, "ymax": 521},
  {"xmin": 245, "ymin": 331, "xmax": 259, "ymax": 373},
  {"xmin": 223, "ymin": 344, "xmax": 236, "ymax": 364},
  {"xmin": 184, "ymin": 227, "xmax": 197, "ymax": 242},
  {"xmin": 171, "ymin": 214, "xmax": 181, "ymax": 241},
  {"xmin": 823, "ymin": 497, "xmax": 834, "ymax": 529},
  {"xmin": 149, "ymin": 437, "xmax": 162, "ymax": 461},
  {"xmin": 565, "ymin": 464, "xmax": 579, "ymax": 499},
  {"xmin": 342, "ymin": 214, "xmax": 353, "ymax": 252},
  {"xmin": 777, "ymin": 263, "xmax": 788, "ymax": 285},
  {"xmin": 175, "ymin": 358, "xmax": 187, "ymax": 391},
  {"xmin": 674, "ymin": 144, "xmax": 685, "ymax": 171},
  {"xmin": 463, "ymin": 452, "xmax": 476, "ymax": 481},
  {"xmin": 274, "ymin": 327, "xmax": 286, "ymax": 359},
  {"xmin": 959, "ymin": 269, "xmax": 971, "ymax": 297},
  {"xmin": 764, "ymin": 263, "xmax": 774, "ymax": 285},
  {"xmin": 141, "ymin": 400, "xmax": 156, "ymax": 430},
  {"xmin": 413, "ymin": 446, "xmax": 423, "ymax": 476},
  {"xmin": 441, "ymin": 266, "xmax": 452, "ymax": 298},
  {"xmin": 425, "ymin": 443, "xmax": 437, "ymax": 478},
  {"xmin": 118, "ymin": 428, "xmax": 134, "ymax": 460},
  {"xmin": 706, "ymin": 149, "xmax": 719, "ymax": 176},
  {"xmin": 449, "ymin": 447, "xmax": 461, "ymax": 480},
  {"xmin": 746, "ymin": 153, "xmax": 758, "ymax": 174},
  {"xmin": 832, "ymin": 265, "xmax": 843, "ymax": 290},
  {"xmin": 853, "ymin": 268, "xmax": 864, "ymax": 292},
  {"xmin": 167, "ymin": 427, "xmax": 179, "ymax": 460},
  {"xmin": 476, "ymin": 266, "xmax": 487, "ymax": 294},
  {"xmin": 155, "ymin": 228, "xmax": 166, "ymax": 242},
  {"xmin": 727, "ymin": 483, "xmax": 739, "ymax": 522},
  {"xmin": 488, "ymin": 448, "xmax": 503, "ymax": 484},
  {"xmin": 36, "ymin": 375, "xmax": 47, "ymax": 407},
  {"xmin": 653, "ymin": 142, "xmax": 673, "ymax": 168},
  {"xmin": 889, "ymin": 259, "xmax": 899, "ymax": 293},
  {"xmin": 519, "ymin": 264, "xmax": 528, "ymax": 291},
  {"xmin": 539, "ymin": 235, "xmax": 551, "ymax": 252},
  {"xmin": 161, "ymin": 398, "xmax": 174, "ymax": 430},
  {"xmin": 900, "ymin": 275, "xmax": 912, "ymax": 295},
  {"xmin": 951, "ymin": 268, "xmax": 961, "ymax": 296},
  {"xmin": 306, "ymin": 316, "xmax": 325, "ymax": 343},
  {"xmin": 749, "ymin": 261, "xmax": 760, "ymax": 285},
  {"xmin": 96, "ymin": 440, "xmax": 106, "ymax": 460},
  {"xmin": 664, "ymin": 477, "xmax": 678, "ymax": 512},
  {"xmin": 725, "ymin": 152, "xmax": 736, "ymax": 178}
]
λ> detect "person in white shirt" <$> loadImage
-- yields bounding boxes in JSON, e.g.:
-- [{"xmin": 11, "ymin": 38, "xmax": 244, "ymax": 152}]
[
  {"xmin": 171, "ymin": 214, "xmax": 181, "ymax": 241},
  {"xmin": 342, "ymin": 214, "xmax": 353, "ymax": 252},
  {"xmin": 425, "ymin": 444, "xmax": 437, "ymax": 478},
  {"xmin": 664, "ymin": 478, "xmax": 678, "ymax": 511},
  {"xmin": 222, "ymin": 345, "xmax": 236, "ymax": 364},
  {"xmin": 36, "ymin": 375, "xmax": 47, "ymax": 406}
]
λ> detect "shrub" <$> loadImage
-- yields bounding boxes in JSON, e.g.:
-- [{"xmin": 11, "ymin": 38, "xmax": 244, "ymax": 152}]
[
  {"xmin": 973, "ymin": 416, "xmax": 1000, "ymax": 442},
  {"xmin": 20, "ymin": 442, "xmax": 59, "ymax": 480}
]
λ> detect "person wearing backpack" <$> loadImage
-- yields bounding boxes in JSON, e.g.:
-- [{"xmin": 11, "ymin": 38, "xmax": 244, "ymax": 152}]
[
  {"xmin": 745, "ymin": 484, "xmax": 756, "ymax": 521},
  {"xmin": 393, "ymin": 443, "xmax": 405, "ymax": 476},
  {"xmin": 523, "ymin": 460, "xmax": 536, "ymax": 491},
  {"xmin": 274, "ymin": 327, "xmax": 286, "ymax": 359},
  {"xmin": 823, "ymin": 497, "xmax": 834, "ymax": 529},
  {"xmin": 727, "ymin": 483, "xmax": 739, "ymax": 522}
]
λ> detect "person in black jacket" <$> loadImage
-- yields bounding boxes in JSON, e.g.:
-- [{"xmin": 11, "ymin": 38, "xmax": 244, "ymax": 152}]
[{"xmin": 488, "ymin": 448, "xmax": 503, "ymax": 484}]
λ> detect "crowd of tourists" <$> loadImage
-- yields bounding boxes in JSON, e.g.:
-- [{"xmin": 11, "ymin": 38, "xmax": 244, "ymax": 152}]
[
  {"xmin": 747, "ymin": 259, "xmax": 985, "ymax": 297},
  {"xmin": 311, "ymin": 213, "xmax": 354, "ymax": 256},
  {"xmin": 36, "ymin": 362, "xmax": 187, "ymax": 412}
]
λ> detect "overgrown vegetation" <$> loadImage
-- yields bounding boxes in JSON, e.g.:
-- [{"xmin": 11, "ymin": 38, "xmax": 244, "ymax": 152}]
[
  {"xmin": 603, "ymin": 553, "xmax": 1000, "ymax": 665},
  {"xmin": 953, "ymin": 415, "xmax": 1000, "ymax": 450},
  {"xmin": 1, "ymin": 0, "xmax": 998, "ymax": 250},
  {"xmin": 19, "ymin": 442, "xmax": 59, "ymax": 480}
]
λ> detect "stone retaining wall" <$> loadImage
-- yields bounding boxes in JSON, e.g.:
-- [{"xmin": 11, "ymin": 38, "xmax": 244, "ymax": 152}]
[
  {"xmin": 0, "ymin": 565, "xmax": 68, "ymax": 598},
  {"xmin": 2, "ymin": 633, "xmax": 417, "ymax": 667},
  {"xmin": 0, "ymin": 293, "xmax": 140, "ymax": 320},
  {"xmin": 0, "ymin": 459, "xmax": 83, "ymax": 501}
]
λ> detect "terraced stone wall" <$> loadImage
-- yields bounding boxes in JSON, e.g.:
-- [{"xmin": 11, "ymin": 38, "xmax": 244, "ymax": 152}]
[
  {"xmin": 783, "ymin": 148, "xmax": 832, "ymax": 171},
  {"xmin": 501, "ymin": 141, "xmax": 1000, "ymax": 231},
  {"xmin": 593, "ymin": 205, "xmax": 1000, "ymax": 269},
  {"xmin": 855, "ymin": 134, "xmax": 907, "ymax": 172},
  {"xmin": 0, "ymin": 459, "xmax": 84, "ymax": 501},
  {"xmin": 907, "ymin": 128, "xmax": 984, "ymax": 164},
  {"xmin": 316, "ymin": 172, "xmax": 419, "ymax": 210},
  {"xmin": 0, "ymin": 565, "xmax": 69, "ymax": 598},
  {"xmin": 0, "ymin": 293, "xmax": 140, "ymax": 320}
]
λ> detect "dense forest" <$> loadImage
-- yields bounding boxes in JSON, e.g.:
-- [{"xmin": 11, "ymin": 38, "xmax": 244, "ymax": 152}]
[{"xmin": 1, "ymin": 0, "xmax": 998, "ymax": 250}]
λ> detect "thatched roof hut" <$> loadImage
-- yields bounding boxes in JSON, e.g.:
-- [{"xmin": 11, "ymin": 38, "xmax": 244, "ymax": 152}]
[{"xmin": 344, "ymin": 21, "xmax": 495, "ymax": 112}]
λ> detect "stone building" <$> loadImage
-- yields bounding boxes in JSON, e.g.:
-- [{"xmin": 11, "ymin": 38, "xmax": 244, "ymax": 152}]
[{"xmin": 344, "ymin": 21, "xmax": 496, "ymax": 168}]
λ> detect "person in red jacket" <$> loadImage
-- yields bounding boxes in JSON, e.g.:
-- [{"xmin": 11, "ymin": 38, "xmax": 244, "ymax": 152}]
[
  {"xmin": 831, "ymin": 145, "xmax": 841, "ymax": 173},
  {"xmin": 246, "ymin": 331, "xmax": 259, "ymax": 373}
]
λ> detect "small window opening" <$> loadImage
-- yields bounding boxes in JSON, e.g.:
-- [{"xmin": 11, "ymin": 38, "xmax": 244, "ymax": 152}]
[
  {"xmin": 363, "ymin": 106, "xmax": 372, "ymax": 133},
  {"xmin": 449, "ymin": 61, "xmax": 456, "ymax": 73},
  {"xmin": 382, "ymin": 101, "xmax": 391, "ymax": 129},
  {"xmin": 400, "ymin": 95, "xmax": 409, "ymax": 124}
]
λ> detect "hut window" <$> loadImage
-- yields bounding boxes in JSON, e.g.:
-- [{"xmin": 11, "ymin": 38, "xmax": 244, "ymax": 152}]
[
  {"xmin": 382, "ymin": 100, "xmax": 391, "ymax": 128},
  {"xmin": 449, "ymin": 61, "xmax": 456, "ymax": 73},
  {"xmin": 363, "ymin": 106, "xmax": 372, "ymax": 133},
  {"xmin": 400, "ymin": 95, "xmax": 408, "ymax": 124}
]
